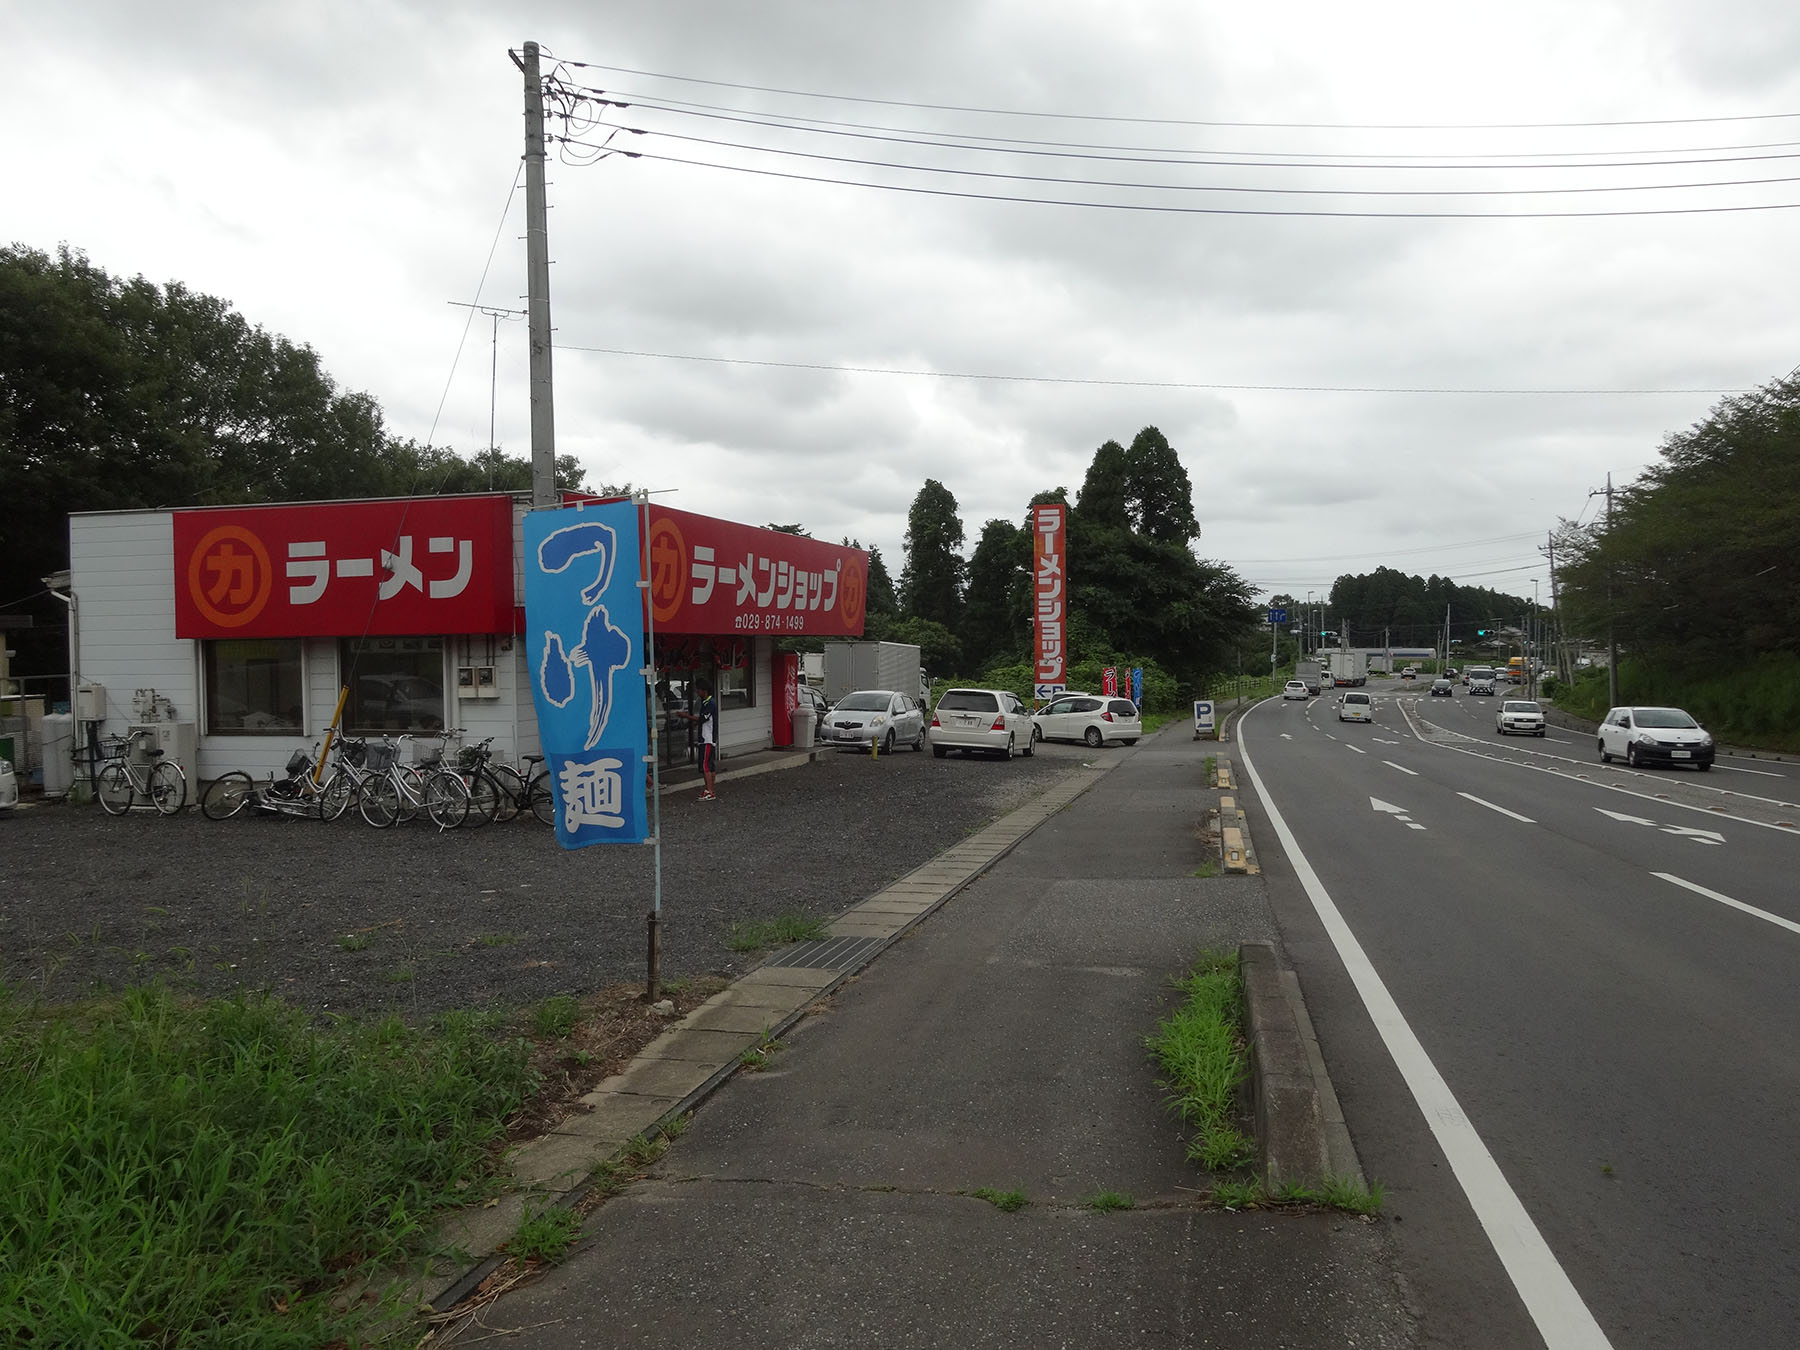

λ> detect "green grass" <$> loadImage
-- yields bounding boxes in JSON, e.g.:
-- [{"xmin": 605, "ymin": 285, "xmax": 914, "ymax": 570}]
[
  {"xmin": 336, "ymin": 932, "xmax": 370, "ymax": 952},
  {"xmin": 1213, "ymin": 1174, "xmax": 1384, "ymax": 1215},
  {"xmin": 1145, "ymin": 949, "xmax": 1255, "ymax": 1172},
  {"xmin": 1191, "ymin": 861, "xmax": 1219, "ymax": 879},
  {"xmin": 727, "ymin": 913, "xmax": 829, "ymax": 953},
  {"xmin": 531, "ymin": 993, "xmax": 581, "ymax": 1039},
  {"xmin": 1085, "ymin": 1190, "xmax": 1135, "ymax": 1212},
  {"xmin": 738, "ymin": 1034, "xmax": 785, "ymax": 1071},
  {"xmin": 0, "ymin": 982, "xmax": 535, "ymax": 1346},
  {"xmin": 971, "ymin": 1187, "xmax": 1029, "ymax": 1212},
  {"xmin": 508, "ymin": 1203, "xmax": 581, "ymax": 1263}
]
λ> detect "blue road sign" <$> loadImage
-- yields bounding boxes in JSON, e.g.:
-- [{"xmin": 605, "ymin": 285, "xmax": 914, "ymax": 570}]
[{"xmin": 1268, "ymin": 608, "xmax": 1288, "ymax": 624}]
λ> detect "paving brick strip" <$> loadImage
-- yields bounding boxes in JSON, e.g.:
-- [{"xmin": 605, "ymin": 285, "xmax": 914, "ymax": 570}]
[{"xmin": 424, "ymin": 764, "xmax": 1116, "ymax": 1311}]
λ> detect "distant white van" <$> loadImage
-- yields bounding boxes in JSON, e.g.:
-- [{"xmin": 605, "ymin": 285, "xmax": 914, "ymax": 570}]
[{"xmin": 1337, "ymin": 691, "xmax": 1373, "ymax": 723}]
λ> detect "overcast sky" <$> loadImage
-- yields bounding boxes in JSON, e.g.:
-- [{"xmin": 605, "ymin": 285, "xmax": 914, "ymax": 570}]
[{"xmin": 9, "ymin": 1, "xmax": 1800, "ymax": 613}]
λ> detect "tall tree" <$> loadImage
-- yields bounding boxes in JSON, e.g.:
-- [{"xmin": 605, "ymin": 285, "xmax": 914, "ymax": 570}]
[
  {"xmin": 961, "ymin": 517, "xmax": 1031, "ymax": 673},
  {"xmin": 1121, "ymin": 425, "xmax": 1200, "ymax": 543},
  {"xmin": 898, "ymin": 478, "xmax": 965, "ymax": 629},
  {"xmin": 1074, "ymin": 441, "xmax": 1129, "ymax": 530}
]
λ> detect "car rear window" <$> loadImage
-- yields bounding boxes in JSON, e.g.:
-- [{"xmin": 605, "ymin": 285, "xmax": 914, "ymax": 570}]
[
  {"xmin": 938, "ymin": 690, "xmax": 999, "ymax": 712},
  {"xmin": 1108, "ymin": 700, "xmax": 1138, "ymax": 716},
  {"xmin": 1345, "ymin": 693, "xmax": 1370, "ymax": 704}
]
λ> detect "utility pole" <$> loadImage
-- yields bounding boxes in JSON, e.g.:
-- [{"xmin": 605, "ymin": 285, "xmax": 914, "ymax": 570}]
[
  {"xmin": 1589, "ymin": 473, "xmax": 1617, "ymax": 707},
  {"xmin": 512, "ymin": 40, "xmax": 557, "ymax": 507}
]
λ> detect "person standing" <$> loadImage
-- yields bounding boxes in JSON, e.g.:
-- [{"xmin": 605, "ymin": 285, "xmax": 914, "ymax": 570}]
[{"xmin": 681, "ymin": 680, "xmax": 720, "ymax": 800}]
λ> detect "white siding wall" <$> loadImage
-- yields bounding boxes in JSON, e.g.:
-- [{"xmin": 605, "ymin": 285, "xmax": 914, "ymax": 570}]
[{"xmin": 68, "ymin": 509, "xmax": 196, "ymax": 738}]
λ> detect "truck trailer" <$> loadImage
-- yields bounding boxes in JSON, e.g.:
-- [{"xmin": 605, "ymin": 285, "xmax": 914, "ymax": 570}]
[
  {"xmin": 822, "ymin": 641, "xmax": 926, "ymax": 706},
  {"xmin": 1331, "ymin": 649, "xmax": 1367, "ymax": 687}
]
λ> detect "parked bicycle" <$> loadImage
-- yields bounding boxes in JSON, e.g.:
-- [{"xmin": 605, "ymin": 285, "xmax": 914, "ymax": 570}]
[
  {"xmin": 357, "ymin": 734, "xmax": 470, "ymax": 829},
  {"xmin": 449, "ymin": 733, "xmax": 554, "ymax": 826},
  {"xmin": 200, "ymin": 746, "xmax": 335, "ymax": 820},
  {"xmin": 96, "ymin": 732, "xmax": 187, "ymax": 816}
]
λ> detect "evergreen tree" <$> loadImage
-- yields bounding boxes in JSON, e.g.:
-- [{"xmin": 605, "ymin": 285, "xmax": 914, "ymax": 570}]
[
  {"xmin": 961, "ymin": 517, "xmax": 1031, "ymax": 673},
  {"xmin": 898, "ymin": 478, "xmax": 966, "ymax": 629}
]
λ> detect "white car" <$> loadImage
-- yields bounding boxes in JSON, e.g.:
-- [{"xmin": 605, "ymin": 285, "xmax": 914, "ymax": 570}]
[
  {"xmin": 0, "ymin": 755, "xmax": 16, "ymax": 812},
  {"xmin": 930, "ymin": 688, "xmax": 1035, "ymax": 759},
  {"xmin": 1597, "ymin": 706, "xmax": 1715, "ymax": 770},
  {"xmin": 1496, "ymin": 699, "xmax": 1546, "ymax": 736},
  {"xmin": 821, "ymin": 689, "xmax": 926, "ymax": 753},
  {"xmin": 1337, "ymin": 691, "xmax": 1373, "ymax": 723},
  {"xmin": 1282, "ymin": 680, "xmax": 1309, "ymax": 700},
  {"xmin": 1033, "ymin": 692, "xmax": 1143, "ymax": 748}
]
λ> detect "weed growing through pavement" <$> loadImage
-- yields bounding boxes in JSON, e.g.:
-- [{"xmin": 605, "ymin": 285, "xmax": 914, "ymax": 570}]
[
  {"xmin": 971, "ymin": 1187, "xmax": 1029, "ymax": 1212},
  {"xmin": 1190, "ymin": 861, "xmax": 1219, "ymax": 879},
  {"xmin": 337, "ymin": 933, "xmax": 370, "ymax": 952},
  {"xmin": 1145, "ymin": 949, "xmax": 1254, "ymax": 1172},
  {"xmin": 1214, "ymin": 1175, "xmax": 1384, "ymax": 1216},
  {"xmin": 473, "ymin": 933, "xmax": 518, "ymax": 948},
  {"xmin": 739, "ymin": 1034, "xmax": 785, "ymax": 1071},
  {"xmin": 385, "ymin": 965, "xmax": 415, "ymax": 985},
  {"xmin": 0, "ymin": 983, "xmax": 534, "ymax": 1346},
  {"xmin": 1086, "ymin": 1191, "xmax": 1135, "ymax": 1212},
  {"xmin": 508, "ymin": 1204, "xmax": 581, "ymax": 1263},
  {"xmin": 727, "ymin": 913, "xmax": 829, "ymax": 953}
]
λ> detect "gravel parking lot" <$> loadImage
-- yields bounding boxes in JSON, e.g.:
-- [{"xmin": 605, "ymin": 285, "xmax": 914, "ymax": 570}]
[{"xmin": 1, "ymin": 744, "xmax": 1095, "ymax": 1018}]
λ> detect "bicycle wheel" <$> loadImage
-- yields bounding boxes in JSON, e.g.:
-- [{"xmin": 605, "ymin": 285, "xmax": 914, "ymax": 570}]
[
  {"xmin": 465, "ymin": 767, "xmax": 503, "ymax": 826},
  {"xmin": 148, "ymin": 761, "xmax": 187, "ymax": 815},
  {"xmin": 319, "ymin": 770, "xmax": 357, "ymax": 822},
  {"xmin": 424, "ymin": 770, "xmax": 471, "ymax": 829},
  {"xmin": 396, "ymin": 765, "xmax": 426, "ymax": 822},
  {"xmin": 488, "ymin": 765, "xmax": 526, "ymax": 823},
  {"xmin": 97, "ymin": 762, "xmax": 135, "ymax": 815},
  {"xmin": 528, "ymin": 770, "xmax": 557, "ymax": 826},
  {"xmin": 200, "ymin": 771, "xmax": 255, "ymax": 820},
  {"xmin": 360, "ymin": 774, "xmax": 401, "ymax": 828}
]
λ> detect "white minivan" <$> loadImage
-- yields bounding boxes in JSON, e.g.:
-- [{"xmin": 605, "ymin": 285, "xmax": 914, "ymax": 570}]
[{"xmin": 1337, "ymin": 691, "xmax": 1373, "ymax": 723}]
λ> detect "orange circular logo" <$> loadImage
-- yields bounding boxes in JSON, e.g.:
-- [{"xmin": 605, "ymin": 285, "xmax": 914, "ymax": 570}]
[
  {"xmin": 646, "ymin": 516, "xmax": 687, "ymax": 624},
  {"xmin": 837, "ymin": 553, "xmax": 867, "ymax": 632},
  {"xmin": 186, "ymin": 525, "xmax": 274, "ymax": 629}
]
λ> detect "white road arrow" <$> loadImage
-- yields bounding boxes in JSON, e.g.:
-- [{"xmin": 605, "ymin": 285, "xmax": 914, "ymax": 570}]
[
  {"xmin": 1595, "ymin": 807, "xmax": 1725, "ymax": 845},
  {"xmin": 1371, "ymin": 797, "xmax": 1427, "ymax": 830}
]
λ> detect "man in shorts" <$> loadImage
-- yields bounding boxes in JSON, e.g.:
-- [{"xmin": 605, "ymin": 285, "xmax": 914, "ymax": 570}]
[{"xmin": 682, "ymin": 680, "xmax": 720, "ymax": 800}]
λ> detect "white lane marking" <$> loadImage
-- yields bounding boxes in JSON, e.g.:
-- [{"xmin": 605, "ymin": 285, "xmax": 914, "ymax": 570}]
[
  {"xmin": 1406, "ymin": 822, "xmax": 1427, "ymax": 830},
  {"xmin": 1281, "ymin": 733, "xmax": 1294, "ymax": 740},
  {"xmin": 1384, "ymin": 761, "xmax": 1419, "ymax": 776},
  {"xmin": 1710, "ymin": 763, "xmax": 1785, "ymax": 778},
  {"xmin": 1459, "ymin": 793, "xmax": 1535, "ymax": 824},
  {"xmin": 1374, "ymin": 737, "xmax": 1400, "ymax": 745},
  {"xmin": 1347, "ymin": 745, "xmax": 1367, "ymax": 754},
  {"xmin": 1655, "ymin": 873, "xmax": 1800, "ymax": 937},
  {"xmin": 1240, "ymin": 712, "xmax": 1615, "ymax": 1349},
  {"xmin": 1595, "ymin": 807, "xmax": 1724, "ymax": 845},
  {"xmin": 1371, "ymin": 798, "xmax": 1407, "ymax": 814}
]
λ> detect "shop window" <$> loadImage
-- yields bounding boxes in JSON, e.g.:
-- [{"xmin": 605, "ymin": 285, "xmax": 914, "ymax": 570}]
[
  {"xmin": 342, "ymin": 637, "xmax": 446, "ymax": 732},
  {"xmin": 204, "ymin": 639, "xmax": 304, "ymax": 734},
  {"xmin": 717, "ymin": 658, "xmax": 753, "ymax": 711}
]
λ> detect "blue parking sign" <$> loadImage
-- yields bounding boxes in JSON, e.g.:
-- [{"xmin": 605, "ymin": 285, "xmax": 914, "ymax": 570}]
[{"xmin": 523, "ymin": 501, "xmax": 649, "ymax": 848}]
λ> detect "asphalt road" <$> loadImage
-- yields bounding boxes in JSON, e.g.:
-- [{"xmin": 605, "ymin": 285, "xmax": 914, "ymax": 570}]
[{"xmin": 1238, "ymin": 679, "xmax": 1800, "ymax": 1350}]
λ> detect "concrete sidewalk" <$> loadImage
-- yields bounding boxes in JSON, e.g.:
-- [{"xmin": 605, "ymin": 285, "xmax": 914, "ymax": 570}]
[{"xmin": 434, "ymin": 731, "xmax": 1415, "ymax": 1348}]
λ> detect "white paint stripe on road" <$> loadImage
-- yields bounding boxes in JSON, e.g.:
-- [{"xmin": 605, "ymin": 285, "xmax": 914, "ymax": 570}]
[
  {"xmin": 1347, "ymin": 745, "xmax": 1367, "ymax": 754},
  {"xmin": 1384, "ymin": 761, "xmax": 1418, "ymax": 776},
  {"xmin": 1654, "ymin": 873, "xmax": 1800, "ymax": 938},
  {"xmin": 1709, "ymin": 763, "xmax": 1785, "ymax": 778},
  {"xmin": 1240, "ymin": 710, "xmax": 1615, "ymax": 1350},
  {"xmin": 1458, "ymin": 792, "xmax": 1536, "ymax": 824}
]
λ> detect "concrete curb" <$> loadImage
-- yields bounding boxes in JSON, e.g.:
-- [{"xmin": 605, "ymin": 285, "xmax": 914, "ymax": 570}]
[
  {"xmin": 421, "ymin": 758, "xmax": 1120, "ymax": 1314},
  {"xmin": 1239, "ymin": 941, "xmax": 1362, "ymax": 1189}
]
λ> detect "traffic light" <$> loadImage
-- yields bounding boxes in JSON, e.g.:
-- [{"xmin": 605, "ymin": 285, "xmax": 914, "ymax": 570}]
[{"xmin": 1477, "ymin": 628, "xmax": 1487, "ymax": 636}]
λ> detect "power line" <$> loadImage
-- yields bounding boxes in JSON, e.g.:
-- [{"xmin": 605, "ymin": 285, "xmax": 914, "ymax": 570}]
[
  {"xmin": 549, "ymin": 342, "xmax": 1751, "ymax": 396},
  {"xmin": 542, "ymin": 56, "xmax": 1800, "ymax": 133}
]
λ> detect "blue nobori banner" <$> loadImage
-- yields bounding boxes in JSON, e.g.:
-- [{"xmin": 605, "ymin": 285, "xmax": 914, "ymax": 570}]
[{"xmin": 523, "ymin": 501, "xmax": 648, "ymax": 848}]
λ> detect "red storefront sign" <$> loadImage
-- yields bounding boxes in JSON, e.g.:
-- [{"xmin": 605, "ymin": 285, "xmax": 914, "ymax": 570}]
[
  {"xmin": 641, "ymin": 505, "xmax": 868, "ymax": 637},
  {"xmin": 1032, "ymin": 504, "xmax": 1067, "ymax": 688},
  {"xmin": 172, "ymin": 496, "xmax": 515, "ymax": 639}
]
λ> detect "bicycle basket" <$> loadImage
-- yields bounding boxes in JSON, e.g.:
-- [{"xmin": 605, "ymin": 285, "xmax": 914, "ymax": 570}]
[
  {"xmin": 415, "ymin": 746, "xmax": 442, "ymax": 766},
  {"xmin": 285, "ymin": 749, "xmax": 311, "ymax": 776},
  {"xmin": 339, "ymin": 738, "xmax": 368, "ymax": 768},
  {"xmin": 365, "ymin": 742, "xmax": 397, "ymax": 774},
  {"xmin": 98, "ymin": 736, "xmax": 131, "ymax": 761},
  {"xmin": 456, "ymin": 745, "xmax": 482, "ymax": 768}
]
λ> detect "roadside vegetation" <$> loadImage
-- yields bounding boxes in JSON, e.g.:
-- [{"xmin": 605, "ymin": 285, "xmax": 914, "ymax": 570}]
[
  {"xmin": 1146, "ymin": 950, "xmax": 1255, "ymax": 1172},
  {"xmin": 1548, "ymin": 655, "xmax": 1800, "ymax": 753}
]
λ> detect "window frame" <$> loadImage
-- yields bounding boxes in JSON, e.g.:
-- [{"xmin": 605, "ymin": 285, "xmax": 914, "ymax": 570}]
[{"xmin": 202, "ymin": 637, "xmax": 307, "ymax": 736}]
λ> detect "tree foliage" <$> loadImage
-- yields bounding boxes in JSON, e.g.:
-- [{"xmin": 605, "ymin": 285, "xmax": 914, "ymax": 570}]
[
  {"xmin": 959, "ymin": 517, "xmax": 1030, "ymax": 672},
  {"xmin": 1324, "ymin": 567, "xmax": 1530, "ymax": 648},
  {"xmin": 1557, "ymin": 369, "xmax": 1800, "ymax": 672},
  {"xmin": 0, "ymin": 245, "xmax": 583, "ymax": 676},
  {"xmin": 898, "ymin": 478, "xmax": 965, "ymax": 629}
]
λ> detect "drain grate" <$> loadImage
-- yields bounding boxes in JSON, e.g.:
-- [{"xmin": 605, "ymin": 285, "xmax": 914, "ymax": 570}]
[{"xmin": 762, "ymin": 935, "xmax": 885, "ymax": 971}]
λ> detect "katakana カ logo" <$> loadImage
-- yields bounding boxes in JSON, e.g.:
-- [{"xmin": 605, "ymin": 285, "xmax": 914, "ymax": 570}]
[
  {"xmin": 187, "ymin": 525, "xmax": 273, "ymax": 629},
  {"xmin": 646, "ymin": 515, "xmax": 687, "ymax": 624}
]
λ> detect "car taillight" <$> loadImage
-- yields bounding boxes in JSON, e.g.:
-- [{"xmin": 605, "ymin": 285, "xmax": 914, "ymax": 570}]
[
  {"xmin": 991, "ymin": 715, "xmax": 1007, "ymax": 732},
  {"xmin": 931, "ymin": 716, "xmax": 942, "ymax": 728},
  {"xmin": 1102, "ymin": 710, "xmax": 1114, "ymax": 722}
]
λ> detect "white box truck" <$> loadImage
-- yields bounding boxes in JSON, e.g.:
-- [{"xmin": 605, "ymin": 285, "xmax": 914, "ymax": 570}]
[
  {"xmin": 823, "ymin": 641, "xmax": 924, "ymax": 705},
  {"xmin": 1331, "ymin": 649, "xmax": 1367, "ymax": 687}
]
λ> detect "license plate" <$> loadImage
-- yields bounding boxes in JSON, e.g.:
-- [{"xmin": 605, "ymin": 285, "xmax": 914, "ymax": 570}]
[{"xmin": 1672, "ymin": 750, "xmax": 1691, "ymax": 759}]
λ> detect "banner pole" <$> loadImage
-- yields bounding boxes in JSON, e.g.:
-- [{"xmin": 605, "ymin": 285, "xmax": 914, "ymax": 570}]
[{"xmin": 639, "ymin": 490, "xmax": 664, "ymax": 1002}]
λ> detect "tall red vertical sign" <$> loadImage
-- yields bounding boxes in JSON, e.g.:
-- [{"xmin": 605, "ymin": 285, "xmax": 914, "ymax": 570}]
[{"xmin": 1032, "ymin": 504, "xmax": 1068, "ymax": 696}]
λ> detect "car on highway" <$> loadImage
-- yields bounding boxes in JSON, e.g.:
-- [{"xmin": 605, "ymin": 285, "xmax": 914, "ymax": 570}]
[
  {"xmin": 930, "ymin": 688, "xmax": 1035, "ymax": 759},
  {"xmin": 1466, "ymin": 667, "xmax": 1497, "ymax": 696},
  {"xmin": 821, "ymin": 689, "xmax": 927, "ymax": 753},
  {"xmin": 1033, "ymin": 692, "xmax": 1142, "ymax": 747},
  {"xmin": 1496, "ymin": 699, "xmax": 1546, "ymax": 736},
  {"xmin": 1430, "ymin": 678, "xmax": 1455, "ymax": 697},
  {"xmin": 1337, "ymin": 691, "xmax": 1373, "ymax": 723},
  {"xmin": 0, "ymin": 754, "xmax": 17, "ymax": 813},
  {"xmin": 1282, "ymin": 679, "xmax": 1309, "ymax": 700},
  {"xmin": 1597, "ymin": 706, "xmax": 1715, "ymax": 769}
]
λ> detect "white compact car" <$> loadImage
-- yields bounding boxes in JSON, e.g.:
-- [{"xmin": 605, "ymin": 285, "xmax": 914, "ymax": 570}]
[
  {"xmin": 1496, "ymin": 699, "xmax": 1546, "ymax": 736},
  {"xmin": 822, "ymin": 690, "xmax": 927, "ymax": 753},
  {"xmin": 930, "ymin": 688, "xmax": 1035, "ymax": 759},
  {"xmin": 1033, "ymin": 693, "xmax": 1143, "ymax": 747},
  {"xmin": 1282, "ymin": 680, "xmax": 1309, "ymax": 700},
  {"xmin": 1337, "ymin": 691, "xmax": 1373, "ymax": 723},
  {"xmin": 1597, "ymin": 706, "xmax": 1715, "ymax": 770}
]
